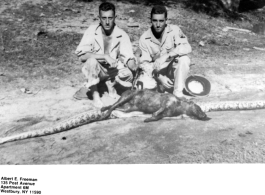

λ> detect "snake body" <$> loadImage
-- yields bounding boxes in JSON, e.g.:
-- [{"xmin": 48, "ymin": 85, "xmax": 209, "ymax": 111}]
[
  {"xmin": 0, "ymin": 109, "xmax": 116, "ymax": 145},
  {"xmin": 1, "ymin": 100, "xmax": 265, "ymax": 145},
  {"xmin": 198, "ymin": 100, "xmax": 265, "ymax": 112}
]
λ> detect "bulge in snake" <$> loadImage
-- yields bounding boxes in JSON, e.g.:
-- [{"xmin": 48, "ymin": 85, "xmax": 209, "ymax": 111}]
[
  {"xmin": 101, "ymin": 89, "xmax": 209, "ymax": 122},
  {"xmin": 2, "ymin": 89, "xmax": 265, "ymax": 145}
]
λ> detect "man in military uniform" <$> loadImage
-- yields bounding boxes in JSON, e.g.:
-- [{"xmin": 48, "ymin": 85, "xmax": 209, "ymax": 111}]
[
  {"xmin": 74, "ymin": 2, "xmax": 137, "ymax": 107},
  {"xmin": 137, "ymin": 5, "xmax": 192, "ymax": 99}
]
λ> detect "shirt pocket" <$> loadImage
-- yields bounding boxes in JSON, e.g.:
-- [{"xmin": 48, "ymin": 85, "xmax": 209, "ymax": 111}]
[
  {"xmin": 93, "ymin": 41, "xmax": 101, "ymax": 53},
  {"xmin": 149, "ymin": 41, "xmax": 160, "ymax": 54},
  {"xmin": 164, "ymin": 41, "xmax": 175, "ymax": 53}
]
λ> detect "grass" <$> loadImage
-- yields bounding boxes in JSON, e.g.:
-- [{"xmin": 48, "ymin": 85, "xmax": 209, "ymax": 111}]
[
  {"xmin": 0, "ymin": 0, "xmax": 264, "ymax": 88},
  {"xmin": 0, "ymin": 1, "xmax": 85, "ymax": 90}
]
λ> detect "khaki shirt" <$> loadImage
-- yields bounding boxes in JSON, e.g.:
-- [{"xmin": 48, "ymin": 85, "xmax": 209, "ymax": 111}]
[
  {"xmin": 139, "ymin": 24, "xmax": 192, "ymax": 66},
  {"xmin": 75, "ymin": 24, "xmax": 135, "ymax": 66}
]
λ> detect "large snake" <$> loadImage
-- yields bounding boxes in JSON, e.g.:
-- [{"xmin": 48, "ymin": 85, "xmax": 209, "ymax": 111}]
[{"xmin": 1, "ymin": 100, "xmax": 265, "ymax": 145}]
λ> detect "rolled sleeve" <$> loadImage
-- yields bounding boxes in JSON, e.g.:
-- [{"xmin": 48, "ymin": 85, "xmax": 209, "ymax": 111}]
[{"xmin": 75, "ymin": 26, "xmax": 95, "ymax": 57}]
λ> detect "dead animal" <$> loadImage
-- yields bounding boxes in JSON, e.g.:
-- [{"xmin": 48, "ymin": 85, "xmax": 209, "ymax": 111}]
[
  {"xmin": 101, "ymin": 89, "xmax": 209, "ymax": 122},
  {"xmin": 3, "ymin": 90, "xmax": 265, "ymax": 145}
]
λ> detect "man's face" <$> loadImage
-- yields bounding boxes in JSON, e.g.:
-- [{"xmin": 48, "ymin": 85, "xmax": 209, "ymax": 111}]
[
  {"xmin": 99, "ymin": 10, "xmax": 115, "ymax": 32},
  {"xmin": 151, "ymin": 13, "xmax": 167, "ymax": 34}
]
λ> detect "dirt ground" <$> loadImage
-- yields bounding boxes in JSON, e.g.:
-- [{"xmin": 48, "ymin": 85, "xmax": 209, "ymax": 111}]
[{"xmin": 1, "ymin": 0, "xmax": 265, "ymax": 164}]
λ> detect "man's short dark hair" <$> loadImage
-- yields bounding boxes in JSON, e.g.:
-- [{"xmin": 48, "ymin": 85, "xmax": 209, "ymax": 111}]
[
  {"xmin": 151, "ymin": 5, "xmax": 167, "ymax": 19},
  {"xmin": 99, "ymin": 2, "xmax": 116, "ymax": 15}
]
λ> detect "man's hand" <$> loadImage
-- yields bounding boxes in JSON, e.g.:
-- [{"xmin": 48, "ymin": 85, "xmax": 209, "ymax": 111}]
[
  {"xmin": 154, "ymin": 54, "xmax": 169, "ymax": 71},
  {"xmin": 127, "ymin": 59, "xmax": 138, "ymax": 71},
  {"xmin": 158, "ymin": 75, "xmax": 173, "ymax": 89},
  {"xmin": 104, "ymin": 55, "xmax": 117, "ymax": 68}
]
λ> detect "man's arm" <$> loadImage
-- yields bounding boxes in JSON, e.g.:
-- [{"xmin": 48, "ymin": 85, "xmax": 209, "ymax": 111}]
[
  {"xmin": 79, "ymin": 52, "xmax": 117, "ymax": 67},
  {"xmin": 138, "ymin": 36, "xmax": 173, "ymax": 89},
  {"xmin": 75, "ymin": 25, "xmax": 118, "ymax": 68},
  {"xmin": 169, "ymin": 26, "xmax": 192, "ymax": 58},
  {"xmin": 154, "ymin": 26, "xmax": 192, "ymax": 70},
  {"xmin": 79, "ymin": 53, "xmax": 105, "ymax": 63},
  {"xmin": 119, "ymin": 33, "xmax": 138, "ymax": 71}
]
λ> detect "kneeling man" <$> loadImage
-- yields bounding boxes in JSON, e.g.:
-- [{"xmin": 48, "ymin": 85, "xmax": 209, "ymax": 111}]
[
  {"xmin": 74, "ymin": 2, "xmax": 137, "ymax": 107},
  {"xmin": 138, "ymin": 5, "xmax": 192, "ymax": 99}
]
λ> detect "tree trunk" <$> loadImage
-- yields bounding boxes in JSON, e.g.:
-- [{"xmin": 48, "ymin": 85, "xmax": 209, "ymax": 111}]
[{"xmin": 219, "ymin": 0, "xmax": 241, "ymax": 12}]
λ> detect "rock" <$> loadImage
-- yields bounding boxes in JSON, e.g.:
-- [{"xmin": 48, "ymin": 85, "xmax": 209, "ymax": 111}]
[
  {"xmin": 222, "ymin": 26, "xmax": 251, "ymax": 33},
  {"xmin": 48, "ymin": 57, "xmax": 56, "ymax": 61},
  {"xmin": 223, "ymin": 41, "xmax": 230, "ymax": 46},
  {"xmin": 199, "ymin": 41, "xmax": 205, "ymax": 46},
  {"xmin": 20, "ymin": 88, "xmax": 32, "ymax": 94},
  {"xmin": 127, "ymin": 18, "xmax": 139, "ymax": 27},
  {"xmin": 128, "ymin": 17, "xmax": 134, "ymax": 23},
  {"xmin": 238, "ymin": 133, "xmax": 246, "ymax": 137},
  {"xmin": 257, "ymin": 7, "xmax": 265, "ymax": 11},
  {"xmin": 127, "ymin": 23, "xmax": 140, "ymax": 28},
  {"xmin": 253, "ymin": 47, "xmax": 265, "ymax": 51},
  {"xmin": 72, "ymin": 9, "xmax": 80, "ymax": 14},
  {"xmin": 63, "ymin": 8, "xmax": 80, "ymax": 13},
  {"xmin": 129, "ymin": 10, "xmax": 135, "ymax": 13},
  {"xmin": 34, "ymin": 29, "xmax": 48, "ymax": 37},
  {"xmin": 246, "ymin": 131, "xmax": 253, "ymax": 134}
]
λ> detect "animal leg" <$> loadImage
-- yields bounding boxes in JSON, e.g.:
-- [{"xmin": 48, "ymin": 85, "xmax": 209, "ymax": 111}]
[
  {"xmin": 153, "ymin": 106, "xmax": 166, "ymax": 116},
  {"xmin": 115, "ymin": 103, "xmax": 138, "ymax": 113},
  {"xmin": 101, "ymin": 90, "xmax": 136, "ymax": 120},
  {"xmin": 144, "ymin": 106, "xmax": 166, "ymax": 122},
  {"xmin": 101, "ymin": 105, "xmax": 112, "ymax": 112},
  {"xmin": 144, "ymin": 115, "xmax": 163, "ymax": 122}
]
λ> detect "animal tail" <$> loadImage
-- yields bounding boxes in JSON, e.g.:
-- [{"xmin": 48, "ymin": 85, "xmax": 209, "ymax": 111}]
[
  {"xmin": 0, "ymin": 109, "xmax": 105, "ymax": 145},
  {"xmin": 197, "ymin": 101, "xmax": 265, "ymax": 112}
]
